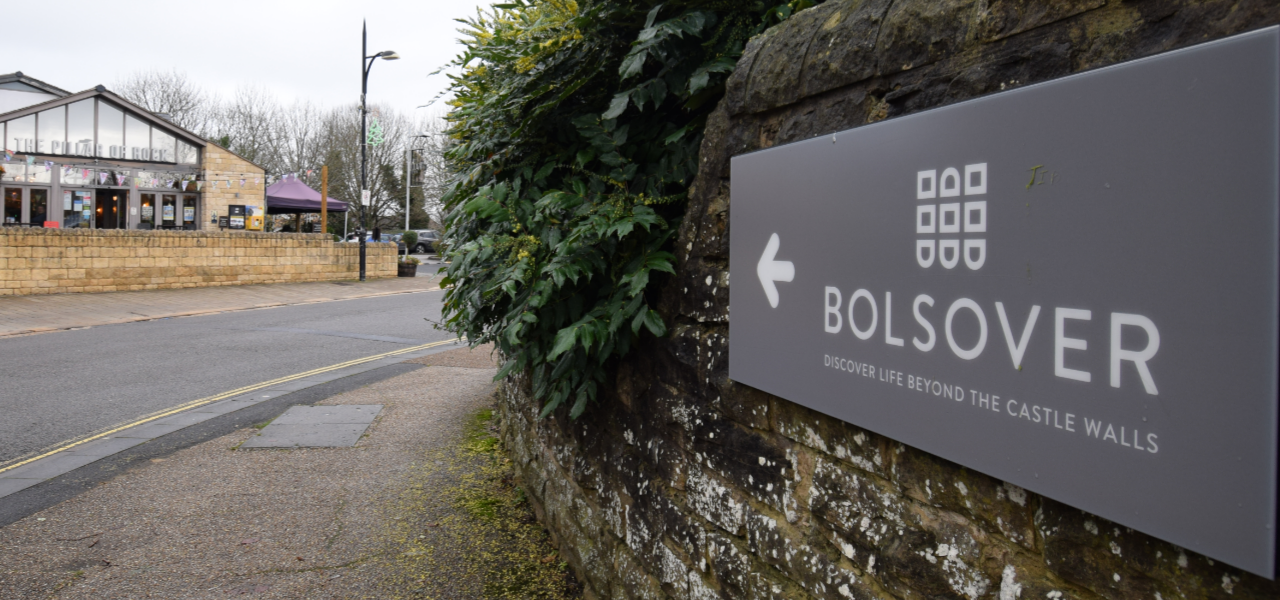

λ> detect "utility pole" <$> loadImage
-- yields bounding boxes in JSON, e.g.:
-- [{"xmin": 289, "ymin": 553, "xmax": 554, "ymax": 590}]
[
  {"xmin": 320, "ymin": 165, "xmax": 328, "ymax": 234},
  {"xmin": 405, "ymin": 146, "xmax": 411, "ymax": 232},
  {"xmin": 404, "ymin": 136, "xmax": 428, "ymax": 231}
]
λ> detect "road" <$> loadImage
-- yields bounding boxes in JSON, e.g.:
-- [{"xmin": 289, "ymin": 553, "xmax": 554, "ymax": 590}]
[{"xmin": 0, "ymin": 290, "xmax": 450, "ymax": 463}]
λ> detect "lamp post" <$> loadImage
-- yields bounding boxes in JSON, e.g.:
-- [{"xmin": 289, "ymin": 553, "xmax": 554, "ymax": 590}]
[
  {"xmin": 360, "ymin": 20, "xmax": 399, "ymax": 281},
  {"xmin": 405, "ymin": 134, "xmax": 429, "ymax": 232}
]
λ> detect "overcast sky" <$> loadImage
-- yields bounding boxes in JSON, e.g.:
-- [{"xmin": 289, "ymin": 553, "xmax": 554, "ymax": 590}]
[{"xmin": 7, "ymin": 0, "xmax": 493, "ymax": 118}]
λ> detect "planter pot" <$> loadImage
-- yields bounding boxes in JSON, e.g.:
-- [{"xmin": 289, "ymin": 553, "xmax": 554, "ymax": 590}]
[{"xmin": 397, "ymin": 263, "xmax": 418, "ymax": 277}]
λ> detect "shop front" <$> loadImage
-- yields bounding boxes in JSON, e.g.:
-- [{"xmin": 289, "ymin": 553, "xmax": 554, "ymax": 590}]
[{"xmin": 1, "ymin": 83, "xmax": 261, "ymax": 231}]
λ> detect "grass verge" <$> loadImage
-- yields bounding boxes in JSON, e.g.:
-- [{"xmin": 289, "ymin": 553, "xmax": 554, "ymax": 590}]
[{"xmin": 376, "ymin": 403, "xmax": 581, "ymax": 599}]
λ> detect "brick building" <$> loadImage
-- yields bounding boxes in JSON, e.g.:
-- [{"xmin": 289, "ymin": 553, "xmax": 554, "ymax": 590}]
[{"xmin": 1, "ymin": 73, "xmax": 265, "ymax": 232}]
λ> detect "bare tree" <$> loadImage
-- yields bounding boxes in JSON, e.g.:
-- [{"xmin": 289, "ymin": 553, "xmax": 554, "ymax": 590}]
[
  {"xmin": 207, "ymin": 86, "xmax": 281, "ymax": 165},
  {"xmin": 113, "ymin": 69, "xmax": 212, "ymax": 132},
  {"xmin": 112, "ymin": 69, "xmax": 458, "ymax": 234},
  {"xmin": 301, "ymin": 102, "xmax": 414, "ymax": 231},
  {"xmin": 271, "ymin": 101, "xmax": 326, "ymax": 177}
]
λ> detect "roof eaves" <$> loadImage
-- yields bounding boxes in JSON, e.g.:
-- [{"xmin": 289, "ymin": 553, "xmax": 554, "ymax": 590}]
[
  {"xmin": 0, "ymin": 86, "xmax": 208, "ymax": 149},
  {"xmin": 0, "ymin": 88, "xmax": 95, "ymax": 121},
  {"xmin": 0, "ymin": 72, "xmax": 71, "ymax": 97}
]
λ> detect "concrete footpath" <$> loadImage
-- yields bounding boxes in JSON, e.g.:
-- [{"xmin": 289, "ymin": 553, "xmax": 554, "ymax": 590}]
[
  {"xmin": 0, "ymin": 275, "xmax": 442, "ymax": 339},
  {"xmin": 0, "ymin": 345, "xmax": 573, "ymax": 599}
]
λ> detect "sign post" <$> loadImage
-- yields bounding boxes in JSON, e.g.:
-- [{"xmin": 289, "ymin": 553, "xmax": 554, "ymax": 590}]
[{"xmin": 730, "ymin": 28, "xmax": 1279, "ymax": 577}]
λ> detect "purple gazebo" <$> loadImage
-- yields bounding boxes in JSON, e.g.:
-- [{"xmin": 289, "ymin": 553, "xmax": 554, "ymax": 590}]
[
  {"xmin": 265, "ymin": 178, "xmax": 349, "ymax": 215},
  {"xmin": 265, "ymin": 177, "xmax": 348, "ymax": 233}
]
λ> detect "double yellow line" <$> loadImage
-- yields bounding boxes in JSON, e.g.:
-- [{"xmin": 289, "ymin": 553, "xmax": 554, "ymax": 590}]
[{"xmin": 0, "ymin": 337, "xmax": 463, "ymax": 476}]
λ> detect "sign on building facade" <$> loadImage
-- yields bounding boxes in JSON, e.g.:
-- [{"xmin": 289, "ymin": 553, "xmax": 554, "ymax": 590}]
[{"xmin": 730, "ymin": 28, "xmax": 1279, "ymax": 576}]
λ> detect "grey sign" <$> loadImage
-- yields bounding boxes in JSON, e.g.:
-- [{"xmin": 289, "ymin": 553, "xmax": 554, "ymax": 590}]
[{"xmin": 729, "ymin": 28, "xmax": 1279, "ymax": 577}]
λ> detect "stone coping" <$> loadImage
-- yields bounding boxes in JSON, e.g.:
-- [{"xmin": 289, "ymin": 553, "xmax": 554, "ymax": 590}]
[{"xmin": 0, "ymin": 228, "xmax": 391, "ymax": 241}]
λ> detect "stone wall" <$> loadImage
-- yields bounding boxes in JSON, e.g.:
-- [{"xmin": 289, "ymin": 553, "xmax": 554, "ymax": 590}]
[
  {"xmin": 498, "ymin": 2, "xmax": 1280, "ymax": 599},
  {"xmin": 201, "ymin": 142, "xmax": 265, "ymax": 229},
  {"xmin": 0, "ymin": 228, "xmax": 395, "ymax": 295}
]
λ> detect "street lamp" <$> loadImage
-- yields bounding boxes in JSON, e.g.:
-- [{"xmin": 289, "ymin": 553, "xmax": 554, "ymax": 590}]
[
  {"xmin": 360, "ymin": 20, "xmax": 398, "ymax": 281},
  {"xmin": 405, "ymin": 133, "xmax": 430, "ymax": 231}
]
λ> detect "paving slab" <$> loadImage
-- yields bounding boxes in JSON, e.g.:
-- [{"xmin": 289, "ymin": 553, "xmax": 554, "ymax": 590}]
[
  {"xmin": 238, "ymin": 423, "xmax": 372, "ymax": 449},
  {"xmin": 269, "ymin": 405, "xmax": 382, "ymax": 425},
  {"xmin": 238, "ymin": 404, "xmax": 383, "ymax": 448}
]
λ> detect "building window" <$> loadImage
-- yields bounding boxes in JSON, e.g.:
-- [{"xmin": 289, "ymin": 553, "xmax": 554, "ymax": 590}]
[
  {"xmin": 30, "ymin": 188, "xmax": 48, "ymax": 224},
  {"xmin": 176, "ymin": 140, "xmax": 197, "ymax": 165},
  {"xmin": 97, "ymin": 102, "xmax": 124, "ymax": 159},
  {"xmin": 140, "ymin": 193, "xmax": 155, "ymax": 228},
  {"xmin": 5, "ymin": 114, "xmax": 34, "ymax": 153},
  {"xmin": 3, "ymin": 187, "xmax": 20, "ymax": 223},
  {"xmin": 0, "ymin": 164, "xmax": 22, "ymax": 183},
  {"xmin": 126, "ymin": 115, "xmax": 151, "ymax": 161},
  {"xmin": 161, "ymin": 194, "xmax": 177, "ymax": 227},
  {"xmin": 67, "ymin": 99, "xmax": 95, "ymax": 157},
  {"xmin": 152, "ymin": 128, "xmax": 175, "ymax": 163},
  {"xmin": 183, "ymin": 195, "xmax": 197, "ymax": 229},
  {"xmin": 38, "ymin": 106, "xmax": 65, "ymax": 155}
]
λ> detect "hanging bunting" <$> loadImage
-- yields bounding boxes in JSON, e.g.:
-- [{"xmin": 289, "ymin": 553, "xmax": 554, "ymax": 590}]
[
  {"xmin": 196, "ymin": 181, "xmax": 203, "ymax": 191},
  {"xmin": 99, "ymin": 172, "xmax": 108, "ymax": 184},
  {"xmin": 26, "ymin": 155, "xmax": 35, "ymax": 166},
  {"xmin": 255, "ymin": 178, "xmax": 261, "ymax": 185},
  {"xmin": 2, "ymin": 149, "xmax": 12, "ymax": 161},
  {"xmin": 239, "ymin": 179, "xmax": 245, "ymax": 187},
  {"xmin": 306, "ymin": 169, "xmax": 313, "ymax": 176},
  {"xmin": 225, "ymin": 180, "xmax": 231, "ymax": 188},
  {"xmin": 82, "ymin": 169, "xmax": 90, "ymax": 179},
  {"xmin": 116, "ymin": 174, "xmax": 126, "ymax": 185}
]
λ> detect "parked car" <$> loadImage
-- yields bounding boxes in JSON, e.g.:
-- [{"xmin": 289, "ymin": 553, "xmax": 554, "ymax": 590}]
[
  {"xmin": 341, "ymin": 232, "xmax": 401, "ymax": 251},
  {"xmin": 388, "ymin": 234, "xmax": 407, "ymax": 255},
  {"xmin": 409, "ymin": 230, "xmax": 440, "ymax": 254}
]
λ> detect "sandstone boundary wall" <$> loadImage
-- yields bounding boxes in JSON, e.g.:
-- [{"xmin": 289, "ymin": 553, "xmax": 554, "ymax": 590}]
[
  {"xmin": 0, "ymin": 228, "xmax": 396, "ymax": 295},
  {"xmin": 499, "ymin": 1, "xmax": 1280, "ymax": 599}
]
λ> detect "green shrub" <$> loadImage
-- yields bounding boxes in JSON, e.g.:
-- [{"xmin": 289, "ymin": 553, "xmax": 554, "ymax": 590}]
[
  {"xmin": 439, "ymin": 0, "xmax": 818, "ymax": 418},
  {"xmin": 402, "ymin": 230, "xmax": 419, "ymax": 250}
]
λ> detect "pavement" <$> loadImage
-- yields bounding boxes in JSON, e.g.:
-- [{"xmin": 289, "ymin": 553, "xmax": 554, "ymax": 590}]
[
  {"xmin": 0, "ymin": 344, "xmax": 510, "ymax": 599},
  {"xmin": 0, "ymin": 270, "xmax": 444, "ymax": 339}
]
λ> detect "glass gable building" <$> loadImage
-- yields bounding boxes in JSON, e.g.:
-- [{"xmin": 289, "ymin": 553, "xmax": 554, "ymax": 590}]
[{"xmin": 1, "ymin": 77, "xmax": 261, "ymax": 231}]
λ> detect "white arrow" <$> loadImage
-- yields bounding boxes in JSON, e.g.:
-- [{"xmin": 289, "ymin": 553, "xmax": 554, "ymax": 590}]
[{"xmin": 757, "ymin": 233, "xmax": 795, "ymax": 308}]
